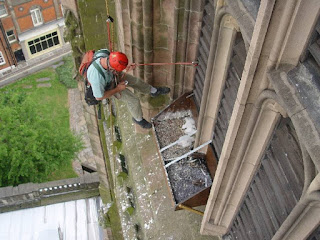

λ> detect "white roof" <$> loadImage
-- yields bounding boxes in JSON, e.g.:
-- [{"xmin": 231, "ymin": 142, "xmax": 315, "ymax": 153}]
[{"xmin": 0, "ymin": 197, "xmax": 103, "ymax": 240}]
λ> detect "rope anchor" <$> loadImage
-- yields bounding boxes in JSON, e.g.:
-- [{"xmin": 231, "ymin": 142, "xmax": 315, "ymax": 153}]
[
  {"xmin": 106, "ymin": 15, "xmax": 114, "ymax": 23},
  {"xmin": 192, "ymin": 61, "xmax": 199, "ymax": 66}
]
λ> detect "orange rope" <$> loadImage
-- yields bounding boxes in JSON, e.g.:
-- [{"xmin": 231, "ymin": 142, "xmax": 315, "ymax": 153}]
[
  {"xmin": 125, "ymin": 61, "xmax": 198, "ymax": 72},
  {"xmin": 106, "ymin": 20, "xmax": 113, "ymax": 52},
  {"xmin": 119, "ymin": 61, "xmax": 198, "ymax": 81}
]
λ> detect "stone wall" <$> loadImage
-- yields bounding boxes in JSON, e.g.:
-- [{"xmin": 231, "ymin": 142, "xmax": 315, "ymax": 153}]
[
  {"xmin": 61, "ymin": 0, "xmax": 79, "ymax": 19},
  {"xmin": 117, "ymin": 0, "xmax": 204, "ymax": 99},
  {"xmin": 77, "ymin": 82, "xmax": 111, "ymax": 196},
  {"xmin": 0, "ymin": 173, "xmax": 100, "ymax": 213}
]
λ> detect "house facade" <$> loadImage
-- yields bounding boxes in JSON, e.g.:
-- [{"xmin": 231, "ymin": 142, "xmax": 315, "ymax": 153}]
[
  {"xmin": 0, "ymin": 1, "xmax": 16, "ymax": 74},
  {"xmin": 0, "ymin": 0, "xmax": 66, "ymax": 74}
]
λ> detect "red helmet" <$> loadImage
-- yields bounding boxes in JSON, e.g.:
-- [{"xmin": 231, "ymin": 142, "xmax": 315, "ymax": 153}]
[{"xmin": 109, "ymin": 52, "xmax": 128, "ymax": 71}]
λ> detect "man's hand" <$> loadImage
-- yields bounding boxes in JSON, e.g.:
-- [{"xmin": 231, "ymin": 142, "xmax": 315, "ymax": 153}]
[
  {"xmin": 116, "ymin": 81, "xmax": 127, "ymax": 91},
  {"xmin": 96, "ymin": 82, "xmax": 127, "ymax": 100}
]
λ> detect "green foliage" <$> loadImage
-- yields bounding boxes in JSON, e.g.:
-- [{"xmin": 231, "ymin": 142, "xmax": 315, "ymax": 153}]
[
  {"xmin": 106, "ymin": 114, "xmax": 116, "ymax": 128},
  {"xmin": 117, "ymin": 172, "xmax": 128, "ymax": 185},
  {"xmin": 112, "ymin": 140, "xmax": 122, "ymax": 153},
  {"xmin": 0, "ymin": 90, "xmax": 82, "ymax": 187},
  {"xmin": 125, "ymin": 206, "xmax": 135, "ymax": 216},
  {"xmin": 55, "ymin": 55, "xmax": 78, "ymax": 88},
  {"xmin": 98, "ymin": 203, "xmax": 112, "ymax": 228}
]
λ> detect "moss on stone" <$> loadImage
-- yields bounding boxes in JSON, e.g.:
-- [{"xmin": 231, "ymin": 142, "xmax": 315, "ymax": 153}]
[
  {"xmin": 154, "ymin": 24, "xmax": 169, "ymax": 48},
  {"xmin": 40, "ymin": 189, "xmax": 100, "ymax": 206},
  {"xmin": 97, "ymin": 105, "xmax": 125, "ymax": 240},
  {"xmin": 112, "ymin": 140, "xmax": 122, "ymax": 153},
  {"xmin": 107, "ymin": 202, "xmax": 124, "ymax": 240},
  {"xmin": 77, "ymin": 0, "xmax": 120, "ymax": 51},
  {"xmin": 148, "ymin": 94, "xmax": 170, "ymax": 108},
  {"xmin": 177, "ymin": 8, "xmax": 188, "ymax": 40},
  {"xmin": 99, "ymin": 184, "xmax": 112, "ymax": 203}
]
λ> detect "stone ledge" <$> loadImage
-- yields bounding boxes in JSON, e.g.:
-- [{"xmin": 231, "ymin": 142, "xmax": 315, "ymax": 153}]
[{"xmin": 0, "ymin": 173, "xmax": 100, "ymax": 213}]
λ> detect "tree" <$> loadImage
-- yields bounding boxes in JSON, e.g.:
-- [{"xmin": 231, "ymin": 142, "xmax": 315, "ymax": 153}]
[{"xmin": 0, "ymin": 90, "xmax": 82, "ymax": 186}]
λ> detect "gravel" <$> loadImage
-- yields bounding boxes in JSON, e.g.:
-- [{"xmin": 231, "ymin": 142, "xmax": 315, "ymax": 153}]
[{"xmin": 153, "ymin": 110, "xmax": 212, "ymax": 204}]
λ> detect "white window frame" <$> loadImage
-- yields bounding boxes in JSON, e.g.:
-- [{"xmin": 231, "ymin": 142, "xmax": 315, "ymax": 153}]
[
  {"xmin": 30, "ymin": 8, "xmax": 43, "ymax": 27},
  {"xmin": 0, "ymin": 51, "xmax": 6, "ymax": 65},
  {"xmin": 28, "ymin": 31, "xmax": 60, "ymax": 55},
  {"xmin": 6, "ymin": 30, "xmax": 16, "ymax": 43},
  {"xmin": 0, "ymin": 5, "xmax": 7, "ymax": 17},
  {"xmin": 61, "ymin": 4, "xmax": 64, "ymax": 16}
]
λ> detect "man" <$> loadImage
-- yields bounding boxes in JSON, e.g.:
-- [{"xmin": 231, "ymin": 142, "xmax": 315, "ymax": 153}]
[{"xmin": 87, "ymin": 50, "xmax": 170, "ymax": 129}]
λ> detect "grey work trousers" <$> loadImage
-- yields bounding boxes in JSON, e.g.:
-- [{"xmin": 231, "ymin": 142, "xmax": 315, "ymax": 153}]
[{"xmin": 115, "ymin": 74, "xmax": 151, "ymax": 120}]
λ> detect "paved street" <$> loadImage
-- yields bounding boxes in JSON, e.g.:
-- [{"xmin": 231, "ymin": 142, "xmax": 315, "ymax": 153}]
[{"xmin": 0, "ymin": 44, "xmax": 72, "ymax": 88}]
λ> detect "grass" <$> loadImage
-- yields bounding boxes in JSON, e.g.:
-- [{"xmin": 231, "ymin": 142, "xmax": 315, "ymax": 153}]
[
  {"xmin": 56, "ymin": 55, "xmax": 78, "ymax": 88},
  {"xmin": 0, "ymin": 63, "xmax": 79, "ymax": 182}
]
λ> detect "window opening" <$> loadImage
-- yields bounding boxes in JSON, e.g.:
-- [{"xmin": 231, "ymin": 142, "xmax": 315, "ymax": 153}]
[
  {"xmin": 30, "ymin": 8, "xmax": 43, "ymax": 26},
  {"xmin": 6, "ymin": 30, "xmax": 16, "ymax": 43},
  {"xmin": 0, "ymin": 51, "xmax": 6, "ymax": 65},
  {"xmin": 28, "ymin": 31, "xmax": 60, "ymax": 55},
  {"xmin": 0, "ymin": 5, "xmax": 7, "ymax": 17}
]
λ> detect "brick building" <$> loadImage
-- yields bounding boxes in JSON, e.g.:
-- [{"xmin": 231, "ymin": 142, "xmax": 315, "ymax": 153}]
[{"xmin": 0, "ymin": 0, "xmax": 66, "ymax": 74}]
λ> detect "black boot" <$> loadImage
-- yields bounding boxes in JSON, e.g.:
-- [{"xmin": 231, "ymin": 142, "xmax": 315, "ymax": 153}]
[
  {"xmin": 151, "ymin": 87, "xmax": 170, "ymax": 97},
  {"xmin": 132, "ymin": 118, "xmax": 152, "ymax": 129}
]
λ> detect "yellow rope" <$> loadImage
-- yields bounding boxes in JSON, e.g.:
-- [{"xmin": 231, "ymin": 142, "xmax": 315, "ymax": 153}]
[
  {"xmin": 105, "ymin": 0, "xmax": 109, "ymax": 15},
  {"xmin": 111, "ymin": 20, "xmax": 115, "ymax": 51},
  {"xmin": 104, "ymin": 0, "xmax": 116, "ymax": 51}
]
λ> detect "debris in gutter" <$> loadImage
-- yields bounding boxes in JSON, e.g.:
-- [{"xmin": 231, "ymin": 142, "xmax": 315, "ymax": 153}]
[{"xmin": 153, "ymin": 109, "xmax": 213, "ymax": 204}]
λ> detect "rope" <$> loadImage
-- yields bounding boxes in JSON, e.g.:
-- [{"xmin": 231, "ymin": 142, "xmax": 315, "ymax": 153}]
[
  {"xmin": 120, "ymin": 61, "xmax": 198, "ymax": 81},
  {"xmin": 125, "ymin": 61, "xmax": 198, "ymax": 72},
  {"xmin": 106, "ymin": 21, "xmax": 113, "ymax": 52},
  {"xmin": 104, "ymin": 0, "xmax": 117, "ymax": 191},
  {"xmin": 105, "ymin": 0, "xmax": 113, "ymax": 51},
  {"xmin": 111, "ymin": 19, "xmax": 115, "ymax": 51}
]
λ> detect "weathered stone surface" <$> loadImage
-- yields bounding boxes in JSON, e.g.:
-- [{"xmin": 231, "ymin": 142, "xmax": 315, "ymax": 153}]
[
  {"xmin": 109, "ymin": 94, "xmax": 217, "ymax": 240},
  {"xmin": 0, "ymin": 174, "xmax": 100, "ymax": 213},
  {"xmin": 37, "ymin": 83, "xmax": 52, "ymax": 88},
  {"xmin": 68, "ymin": 88, "xmax": 97, "ymax": 174},
  {"xmin": 161, "ymin": 0, "xmax": 176, "ymax": 24},
  {"xmin": 269, "ymin": 63, "xmax": 320, "ymax": 170},
  {"xmin": 132, "ymin": 23, "xmax": 144, "ymax": 48},
  {"xmin": 191, "ymin": 0, "xmax": 205, "ymax": 12},
  {"xmin": 188, "ymin": 12, "xmax": 203, "ymax": 43},
  {"xmin": 241, "ymin": 0, "xmax": 260, "ymax": 20},
  {"xmin": 287, "ymin": 63, "xmax": 320, "ymax": 133},
  {"xmin": 154, "ymin": 24, "xmax": 169, "ymax": 49},
  {"xmin": 143, "ymin": 0, "xmax": 153, "ymax": 27},
  {"xmin": 0, "ymin": 187, "xmax": 13, "ymax": 198}
]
